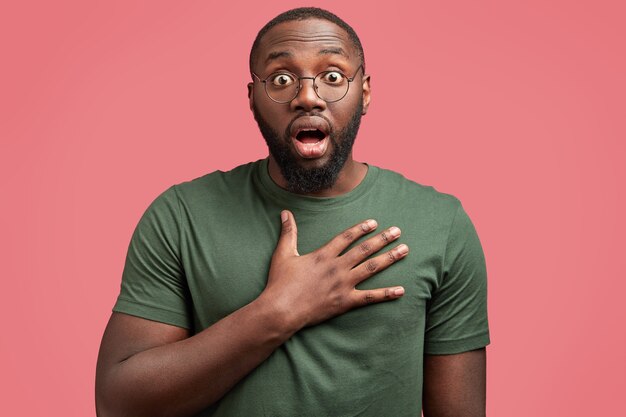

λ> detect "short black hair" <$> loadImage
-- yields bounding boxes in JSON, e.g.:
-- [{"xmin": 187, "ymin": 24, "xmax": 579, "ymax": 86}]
[{"xmin": 249, "ymin": 7, "xmax": 365, "ymax": 74}]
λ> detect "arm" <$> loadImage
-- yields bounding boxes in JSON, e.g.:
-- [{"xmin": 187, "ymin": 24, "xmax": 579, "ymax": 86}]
[
  {"xmin": 422, "ymin": 202, "xmax": 490, "ymax": 416},
  {"xmin": 422, "ymin": 348, "xmax": 486, "ymax": 417},
  {"xmin": 95, "ymin": 301, "xmax": 291, "ymax": 417},
  {"xmin": 96, "ymin": 210, "xmax": 409, "ymax": 417}
]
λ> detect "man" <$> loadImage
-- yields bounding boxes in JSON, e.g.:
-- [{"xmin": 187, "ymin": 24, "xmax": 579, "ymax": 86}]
[{"xmin": 96, "ymin": 7, "xmax": 489, "ymax": 417}]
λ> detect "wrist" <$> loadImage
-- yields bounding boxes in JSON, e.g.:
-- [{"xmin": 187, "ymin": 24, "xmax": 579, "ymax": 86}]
[{"xmin": 252, "ymin": 292, "xmax": 302, "ymax": 342}]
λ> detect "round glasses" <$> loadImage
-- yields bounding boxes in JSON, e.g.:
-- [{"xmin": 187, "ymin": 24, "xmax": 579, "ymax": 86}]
[{"xmin": 252, "ymin": 65, "xmax": 363, "ymax": 104}]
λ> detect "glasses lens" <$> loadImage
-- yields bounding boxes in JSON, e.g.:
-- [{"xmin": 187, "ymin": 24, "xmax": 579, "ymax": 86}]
[
  {"xmin": 315, "ymin": 71, "xmax": 349, "ymax": 102},
  {"xmin": 265, "ymin": 73, "xmax": 298, "ymax": 103},
  {"xmin": 262, "ymin": 71, "xmax": 351, "ymax": 103}
]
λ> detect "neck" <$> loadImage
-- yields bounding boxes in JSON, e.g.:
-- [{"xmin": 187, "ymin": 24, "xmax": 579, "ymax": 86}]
[{"xmin": 267, "ymin": 155, "xmax": 368, "ymax": 197}]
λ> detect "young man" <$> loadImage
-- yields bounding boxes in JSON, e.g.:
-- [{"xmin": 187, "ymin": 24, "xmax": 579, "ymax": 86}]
[{"xmin": 96, "ymin": 8, "xmax": 490, "ymax": 417}]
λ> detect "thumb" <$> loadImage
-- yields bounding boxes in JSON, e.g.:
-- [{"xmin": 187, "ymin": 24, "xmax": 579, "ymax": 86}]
[{"xmin": 276, "ymin": 210, "xmax": 299, "ymax": 257}]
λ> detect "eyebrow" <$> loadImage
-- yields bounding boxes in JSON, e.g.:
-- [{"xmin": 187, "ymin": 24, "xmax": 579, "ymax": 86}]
[
  {"xmin": 265, "ymin": 51, "xmax": 293, "ymax": 63},
  {"xmin": 265, "ymin": 47, "xmax": 349, "ymax": 63},
  {"xmin": 318, "ymin": 47, "xmax": 348, "ymax": 58}
]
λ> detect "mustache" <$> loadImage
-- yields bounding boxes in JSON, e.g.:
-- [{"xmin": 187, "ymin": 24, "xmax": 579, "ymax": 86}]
[{"xmin": 284, "ymin": 112, "xmax": 334, "ymax": 139}]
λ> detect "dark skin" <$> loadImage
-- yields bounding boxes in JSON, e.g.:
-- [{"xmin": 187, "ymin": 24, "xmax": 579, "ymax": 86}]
[
  {"xmin": 96, "ymin": 18, "xmax": 486, "ymax": 417},
  {"xmin": 248, "ymin": 19, "xmax": 371, "ymax": 197}
]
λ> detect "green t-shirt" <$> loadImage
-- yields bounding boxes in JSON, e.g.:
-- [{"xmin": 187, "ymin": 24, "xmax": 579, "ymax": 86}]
[{"xmin": 114, "ymin": 158, "xmax": 490, "ymax": 416}]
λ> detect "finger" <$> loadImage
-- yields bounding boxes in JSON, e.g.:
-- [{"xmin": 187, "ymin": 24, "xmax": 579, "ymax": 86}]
[
  {"xmin": 350, "ymin": 244, "xmax": 409, "ymax": 284},
  {"xmin": 323, "ymin": 219, "xmax": 378, "ymax": 256},
  {"xmin": 342, "ymin": 226, "xmax": 402, "ymax": 266},
  {"xmin": 351, "ymin": 286, "xmax": 405, "ymax": 307},
  {"xmin": 275, "ymin": 210, "xmax": 299, "ymax": 257}
]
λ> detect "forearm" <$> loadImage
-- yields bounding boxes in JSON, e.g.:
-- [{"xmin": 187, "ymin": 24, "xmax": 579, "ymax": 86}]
[{"xmin": 96, "ymin": 296, "xmax": 295, "ymax": 417}]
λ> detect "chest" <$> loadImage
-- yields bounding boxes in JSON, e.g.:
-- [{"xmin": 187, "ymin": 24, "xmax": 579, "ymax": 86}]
[{"xmin": 180, "ymin": 209, "xmax": 442, "ymax": 332}]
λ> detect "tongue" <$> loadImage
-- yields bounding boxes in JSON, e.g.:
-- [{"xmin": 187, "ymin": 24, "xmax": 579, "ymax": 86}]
[{"xmin": 298, "ymin": 137, "xmax": 320, "ymax": 144}]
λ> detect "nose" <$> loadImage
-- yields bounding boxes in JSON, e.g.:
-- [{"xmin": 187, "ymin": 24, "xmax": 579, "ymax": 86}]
[{"xmin": 289, "ymin": 77, "xmax": 326, "ymax": 112}]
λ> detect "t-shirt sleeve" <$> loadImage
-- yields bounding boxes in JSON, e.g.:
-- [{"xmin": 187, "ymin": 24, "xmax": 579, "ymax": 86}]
[
  {"xmin": 424, "ymin": 202, "xmax": 490, "ymax": 354},
  {"xmin": 113, "ymin": 186, "xmax": 192, "ymax": 329}
]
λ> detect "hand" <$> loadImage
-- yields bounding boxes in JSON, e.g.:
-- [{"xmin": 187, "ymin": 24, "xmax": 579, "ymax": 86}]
[{"xmin": 261, "ymin": 210, "xmax": 409, "ymax": 332}]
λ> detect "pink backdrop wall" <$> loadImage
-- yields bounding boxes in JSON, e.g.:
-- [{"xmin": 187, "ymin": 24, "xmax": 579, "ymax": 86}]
[{"xmin": 1, "ymin": 1, "xmax": 624, "ymax": 415}]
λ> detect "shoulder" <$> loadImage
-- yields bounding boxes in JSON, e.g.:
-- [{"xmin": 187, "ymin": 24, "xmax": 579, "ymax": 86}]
[
  {"xmin": 372, "ymin": 164, "xmax": 462, "ymax": 219},
  {"xmin": 174, "ymin": 160, "xmax": 260, "ymax": 196},
  {"xmin": 160, "ymin": 160, "xmax": 263, "ymax": 210}
]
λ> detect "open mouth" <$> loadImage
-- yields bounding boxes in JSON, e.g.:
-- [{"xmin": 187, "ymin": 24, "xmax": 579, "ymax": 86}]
[
  {"xmin": 296, "ymin": 129, "xmax": 326, "ymax": 142},
  {"xmin": 293, "ymin": 129, "xmax": 329, "ymax": 158},
  {"xmin": 290, "ymin": 117, "xmax": 331, "ymax": 159}
]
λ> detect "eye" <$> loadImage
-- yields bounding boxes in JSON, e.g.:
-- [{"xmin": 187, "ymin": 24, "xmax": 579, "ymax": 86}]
[
  {"xmin": 270, "ymin": 73, "xmax": 295, "ymax": 87},
  {"xmin": 320, "ymin": 71, "xmax": 345, "ymax": 84}
]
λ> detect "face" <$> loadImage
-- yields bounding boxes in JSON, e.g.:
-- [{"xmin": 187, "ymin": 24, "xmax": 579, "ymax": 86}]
[{"xmin": 249, "ymin": 18, "xmax": 371, "ymax": 194}]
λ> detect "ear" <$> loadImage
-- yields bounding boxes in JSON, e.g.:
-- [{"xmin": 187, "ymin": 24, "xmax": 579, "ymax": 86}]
[
  {"xmin": 361, "ymin": 74, "xmax": 371, "ymax": 115},
  {"xmin": 247, "ymin": 82, "xmax": 254, "ymax": 112}
]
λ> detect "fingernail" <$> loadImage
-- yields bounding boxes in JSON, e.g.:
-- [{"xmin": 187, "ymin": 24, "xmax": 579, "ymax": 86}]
[
  {"xmin": 397, "ymin": 244, "xmax": 409, "ymax": 255},
  {"xmin": 394, "ymin": 287, "xmax": 405, "ymax": 296},
  {"xmin": 362, "ymin": 219, "xmax": 377, "ymax": 232},
  {"xmin": 388, "ymin": 226, "xmax": 401, "ymax": 238},
  {"xmin": 281, "ymin": 211, "xmax": 288, "ymax": 222}
]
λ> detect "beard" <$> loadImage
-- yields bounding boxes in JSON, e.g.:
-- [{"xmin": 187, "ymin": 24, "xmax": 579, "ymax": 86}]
[{"xmin": 253, "ymin": 101, "xmax": 363, "ymax": 194}]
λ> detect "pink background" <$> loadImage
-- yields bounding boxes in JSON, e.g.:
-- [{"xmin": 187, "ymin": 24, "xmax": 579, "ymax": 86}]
[{"xmin": 1, "ymin": 1, "xmax": 624, "ymax": 415}]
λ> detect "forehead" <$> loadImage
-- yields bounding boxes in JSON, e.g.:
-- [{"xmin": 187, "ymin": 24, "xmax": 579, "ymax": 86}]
[{"xmin": 254, "ymin": 18, "xmax": 356, "ymax": 71}]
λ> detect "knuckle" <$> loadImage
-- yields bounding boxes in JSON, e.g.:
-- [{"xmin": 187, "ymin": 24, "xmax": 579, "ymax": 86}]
[
  {"xmin": 342, "ymin": 230, "xmax": 354, "ymax": 241},
  {"xmin": 281, "ymin": 224, "xmax": 293, "ymax": 235},
  {"xmin": 325, "ymin": 266, "xmax": 338, "ymax": 277},
  {"xmin": 358, "ymin": 242, "xmax": 371, "ymax": 254},
  {"xmin": 386, "ymin": 251, "xmax": 396, "ymax": 264},
  {"xmin": 313, "ymin": 251, "xmax": 326, "ymax": 263},
  {"xmin": 380, "ymin": 232, "xmax": 389, "ymax": 243},
  {"xmin": 384, "ymin": 288, "xmax": 391, "ymax": 299},
  {"xmin": 364, "ymin": 292, "xmax": 376, "ymax": 305},
  {"xmin": 365, "ymin": 260, "xmax": 377, "ymax": 273}
]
